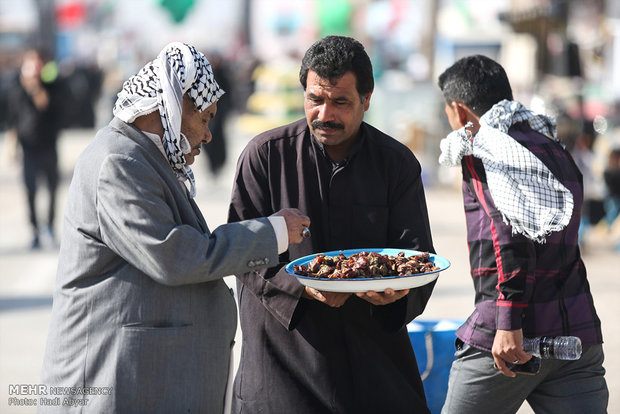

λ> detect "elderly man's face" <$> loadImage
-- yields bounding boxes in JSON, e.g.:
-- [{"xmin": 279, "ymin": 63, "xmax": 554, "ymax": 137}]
[{"xmin": 181, "ymin": 97, "xmax": 217, "ymax": 165}]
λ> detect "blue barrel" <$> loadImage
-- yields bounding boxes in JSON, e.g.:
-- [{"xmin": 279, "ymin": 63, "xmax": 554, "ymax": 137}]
[{"xmin": 408, "ymin": 319, "xmax": 463, "ymax": 414}]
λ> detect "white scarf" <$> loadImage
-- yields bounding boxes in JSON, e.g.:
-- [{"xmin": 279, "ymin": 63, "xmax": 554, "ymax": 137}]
[
  {"xmin": 439, "ymin": 100, "xmax": 574, "ymax": 243},
  {"xmin": 113, "ymin": 42, "xmax": 224, "ymax": 197}
]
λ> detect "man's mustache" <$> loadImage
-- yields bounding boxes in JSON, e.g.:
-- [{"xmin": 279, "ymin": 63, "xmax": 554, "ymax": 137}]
[{"xmin": 311, "ymin": 120, "xmax": 344, "ymax": 130}]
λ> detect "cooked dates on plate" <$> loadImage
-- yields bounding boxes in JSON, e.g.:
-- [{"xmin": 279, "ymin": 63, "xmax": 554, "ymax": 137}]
[{"xmin": 293, "ymin": 251, "xmax": 437, "ymax": 279}]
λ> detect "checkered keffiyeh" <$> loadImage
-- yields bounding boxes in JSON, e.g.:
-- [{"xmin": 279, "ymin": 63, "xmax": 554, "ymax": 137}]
[
  {"xmin": 439, "ymin": 100, "xmax": 574, "ymax": 243},
  {"xmin": 113, "ymin": 42, "xmax": 224, "ymax": 197}
]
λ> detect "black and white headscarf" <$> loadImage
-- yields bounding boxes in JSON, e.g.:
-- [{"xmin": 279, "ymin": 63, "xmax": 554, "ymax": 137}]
[
  {"xmin": 113, "ymin": 42, "xmax": 224, "ymax": 197},
  {"xmin": 439, "ymin": 99, "xmax": 574, "ymax": 243}
]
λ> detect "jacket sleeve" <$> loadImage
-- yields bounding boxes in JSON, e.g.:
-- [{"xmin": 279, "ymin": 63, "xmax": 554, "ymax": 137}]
[
  {"xmin": 96, "ymin": 153, "xmax": 280, "ymax": 286},
  {"xmin": 463, "ymin": 156, "xmax": 535, "ymax": 331}
]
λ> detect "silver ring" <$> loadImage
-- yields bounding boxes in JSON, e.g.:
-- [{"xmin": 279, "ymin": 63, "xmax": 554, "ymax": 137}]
[
  {"xmin": 302, "ymin": 226, "xmax": 311, "ymax": 238},
  {"xmin": 512, "ymin": 359, "xmax": 520, "ymax": 364}
]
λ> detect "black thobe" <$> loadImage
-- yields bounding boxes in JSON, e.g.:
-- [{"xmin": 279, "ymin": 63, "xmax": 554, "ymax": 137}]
[{"xmin": 228, "ymin": 118, "xmax": 435, "ymax": 414}]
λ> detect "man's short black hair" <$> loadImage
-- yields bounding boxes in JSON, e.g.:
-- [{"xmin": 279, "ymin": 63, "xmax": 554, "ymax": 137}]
[
  {"xmin": 437, "ymin": 54, "xmax": 513, "ymax": 117},
  {"xmin": 299, "ymin": 35, "xmax": 374, "ymax": 96}
]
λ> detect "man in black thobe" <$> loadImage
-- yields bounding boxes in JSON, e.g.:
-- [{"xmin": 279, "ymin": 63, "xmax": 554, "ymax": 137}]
[{"xmin": 228, "ymin": 36, "xmax": 435, "ymax": 414}]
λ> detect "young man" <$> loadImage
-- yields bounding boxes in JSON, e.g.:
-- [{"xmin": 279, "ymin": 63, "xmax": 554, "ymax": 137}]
[
  {"xmin": 40, "ymin": 42, "xmax": 309, "ymax": 413},
  {"xmin": 7, "ymin": 48, "xmax": 63, "ymax": 248},
  {"xmin": 437, "ymin": 54, "xmax": 608, "ymax": 414},
  {"xmin": 228, "ymin": 35, "xmax": 435, "ymax": 413}
]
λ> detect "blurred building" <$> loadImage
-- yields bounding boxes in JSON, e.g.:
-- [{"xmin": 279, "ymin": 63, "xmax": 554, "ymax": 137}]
[{"xmin": 2, "ymin": 0, "xmax": 620, "ymax": 179}]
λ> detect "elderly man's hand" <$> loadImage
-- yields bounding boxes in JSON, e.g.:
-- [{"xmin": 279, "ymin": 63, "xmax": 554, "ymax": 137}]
[{"xmin": 271, "ymin": 208, "xmax": 311, "ymax": 244}]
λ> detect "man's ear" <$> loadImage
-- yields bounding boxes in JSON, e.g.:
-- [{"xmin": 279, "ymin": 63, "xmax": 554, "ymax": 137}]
[
  {"xmin": 362, "ymin": 91, "xmax": 372, "ymax": 111},
  {"xmin": 452, "ymin": 102, "xmax": 469, "ymax": 128}
]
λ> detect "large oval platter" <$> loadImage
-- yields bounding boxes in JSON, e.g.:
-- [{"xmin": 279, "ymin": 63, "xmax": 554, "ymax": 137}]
[{"xmin": 285, "ymin": 248, "xmax": 450, "ymax": 293}]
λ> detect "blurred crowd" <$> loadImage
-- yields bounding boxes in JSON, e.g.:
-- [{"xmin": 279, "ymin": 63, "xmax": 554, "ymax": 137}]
[
  {"xmin": 564, "ymin": 116, "xmax": 620, "ymax": 252},
  {"xmin": 1, "ymin": 0, "xmax": 620, "ymax": 254}
]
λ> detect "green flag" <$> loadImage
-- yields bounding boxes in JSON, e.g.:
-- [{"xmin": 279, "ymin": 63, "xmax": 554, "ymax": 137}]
[{"xmin": 158, "ymin": 0, "xmax": 195, "ymax": 24}]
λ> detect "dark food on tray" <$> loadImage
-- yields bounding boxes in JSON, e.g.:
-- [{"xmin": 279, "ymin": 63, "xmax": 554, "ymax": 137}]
[{"xmin": 293, "ymin": 251, "xmax": 438, "ymax": 279}]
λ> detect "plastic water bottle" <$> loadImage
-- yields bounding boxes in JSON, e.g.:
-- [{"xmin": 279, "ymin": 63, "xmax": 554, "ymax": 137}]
[{"xmin": 522, "ymin": 336, "xmax": 582, "ymax": 360}]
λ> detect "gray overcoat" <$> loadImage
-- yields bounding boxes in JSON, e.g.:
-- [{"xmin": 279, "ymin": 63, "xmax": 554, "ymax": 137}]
[{"xmin": 39, "ymin": 117, "xmax": 279, "ymax": 413}]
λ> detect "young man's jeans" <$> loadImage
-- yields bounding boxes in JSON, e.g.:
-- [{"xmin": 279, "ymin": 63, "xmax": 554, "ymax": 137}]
[{"xmin": 441, "ymin": 339, "xmax": 608, "ymax": 414}]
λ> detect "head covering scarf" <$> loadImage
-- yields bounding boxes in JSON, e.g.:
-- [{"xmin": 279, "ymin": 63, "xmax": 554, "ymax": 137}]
[
  {"xmin": 113, "ymin": 42, "xmax": 224, "ymax": 197},
  {"xmin": 438, "ymin": 99, "xmax": 574, "ymax": 243}
]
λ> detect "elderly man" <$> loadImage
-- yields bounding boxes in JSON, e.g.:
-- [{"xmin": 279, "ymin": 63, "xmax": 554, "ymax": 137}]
[
  {"xmin": 40, "ymin": 42, "xmax": 309, "ymax": 413},
  {"xmin": 228, "ymin": 36, "xmax": 435, "ymax": 413}
]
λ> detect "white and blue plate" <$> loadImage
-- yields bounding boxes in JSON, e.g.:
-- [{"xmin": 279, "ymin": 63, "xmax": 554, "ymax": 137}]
[{"xmin": 285, "ymin": 248, "xmax": 450, "ymax": 293}]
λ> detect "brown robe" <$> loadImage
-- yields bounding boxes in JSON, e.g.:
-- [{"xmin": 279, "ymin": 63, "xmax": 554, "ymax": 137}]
[{"xmin": 228, "ymin": 118, "xmax": 435, "ymax": 414}]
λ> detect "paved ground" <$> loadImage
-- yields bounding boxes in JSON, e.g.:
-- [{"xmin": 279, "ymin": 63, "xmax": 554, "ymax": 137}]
[{"xmin": 1, "ymin": 123, "xmax": 618, "ymax": 413}]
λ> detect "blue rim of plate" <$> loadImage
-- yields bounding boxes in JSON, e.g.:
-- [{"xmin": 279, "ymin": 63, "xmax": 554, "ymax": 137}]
[{"xmin": 285, "ymin": 248, "xmax": 450, "ymax": 281}]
